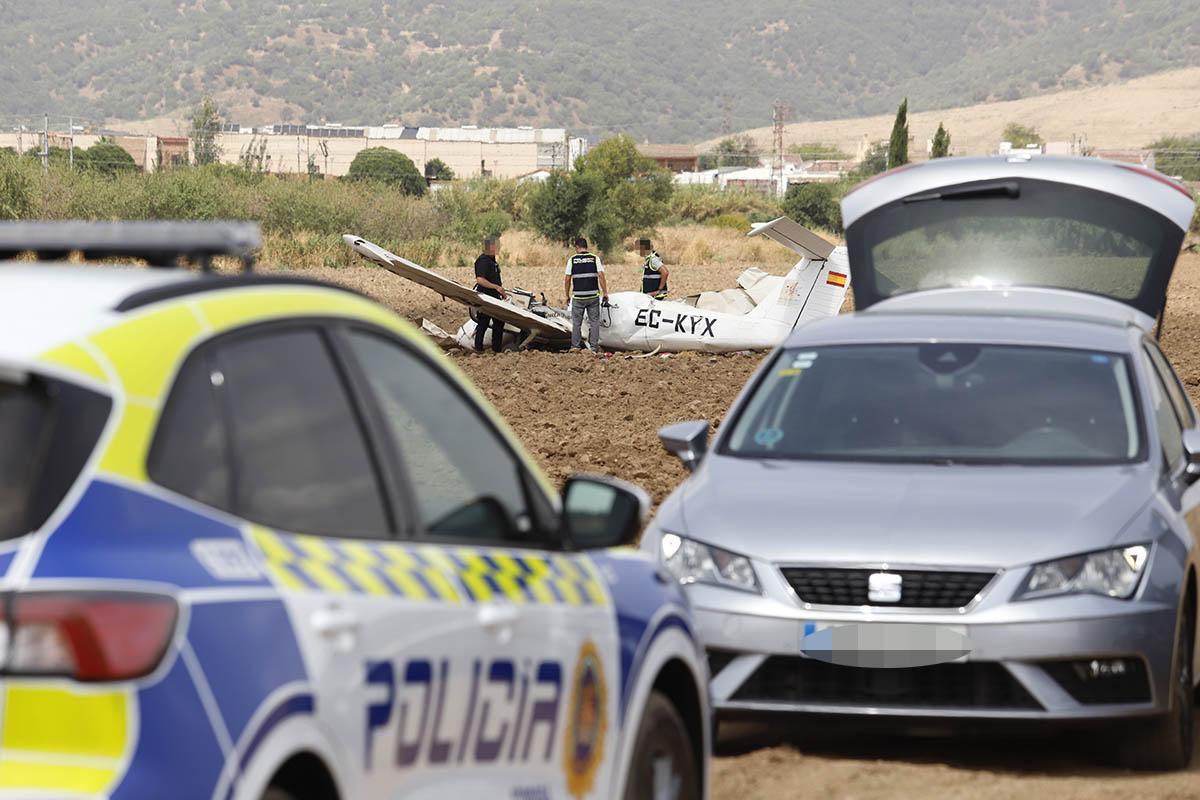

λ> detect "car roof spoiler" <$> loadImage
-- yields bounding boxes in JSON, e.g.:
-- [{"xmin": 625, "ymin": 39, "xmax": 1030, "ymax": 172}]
[
  {"xmin": 748, "ymin": 216, "xmax": 837, "ymax": 261},
  {"xmin": 0, "ymin": 221, "xmax": 262, "ymax": 271}
]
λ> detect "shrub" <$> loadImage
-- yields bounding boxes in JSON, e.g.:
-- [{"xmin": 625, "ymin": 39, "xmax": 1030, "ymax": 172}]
[
  {"xmin": 669, "ymin": 186, "xmax": 782, "ymax": 224},
  {"xmin": 782, "ymin": 182, "xmax": 843, "ymax": 233},
  {"xmin": 346, "ymin": 147, "xmax": 427, "ymax": 196},
  {"xmin": 0, "ymin": 159, "xmax": 35, "ymax": 219},
  {"xmin": 705, "ymin": 212, "xmax": 750, "ymax": 231},
  {"xmin": 1148, "ymin": 135, "xmax": 1200, "ymax": 181},
  {"xmin": 79, "ymin": 141, "xmax": 137, "ymax": 177},
  {"xmin": 424, "ymin": 157, "xmax": 454, "ymax": 181}
]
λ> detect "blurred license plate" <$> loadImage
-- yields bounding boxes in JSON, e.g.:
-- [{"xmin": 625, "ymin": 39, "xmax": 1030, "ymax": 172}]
[{"xmin": 800, "ymin": 622, "xmax": 971, "ymax": 668}]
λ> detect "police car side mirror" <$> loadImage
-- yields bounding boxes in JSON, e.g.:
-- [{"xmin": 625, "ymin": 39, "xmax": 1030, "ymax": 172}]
[
  {"xmin": 659, "ymin": 420, "xmax": 710, "ymax": 472},
  {"xmin": 561, "ymin": 475, "xmax": 650, "ymax": 550}
]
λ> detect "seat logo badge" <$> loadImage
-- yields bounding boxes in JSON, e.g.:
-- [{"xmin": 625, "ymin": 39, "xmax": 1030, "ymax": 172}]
[{"xmin": 868, "ymin": 572, "xmax": 902, "ymax": 603}]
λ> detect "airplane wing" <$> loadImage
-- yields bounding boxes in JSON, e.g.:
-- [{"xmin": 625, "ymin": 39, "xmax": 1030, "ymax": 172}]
[
  {"xmin": 342, "ymin": 235, "xmax": 571, "ymax": 344},
  {"xmin": 748, "ymin": 216, "xmax": 837, "ymax": 261}
]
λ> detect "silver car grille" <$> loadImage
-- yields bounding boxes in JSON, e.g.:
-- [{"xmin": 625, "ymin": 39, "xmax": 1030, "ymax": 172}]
[{"xmin": 780, "ymin": 567, "xmax": 996, "ymax": 609}]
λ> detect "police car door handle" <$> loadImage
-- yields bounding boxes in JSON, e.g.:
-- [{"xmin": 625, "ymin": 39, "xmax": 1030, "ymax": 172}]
[
  {"xmin": 476, "ymin": 603, "xmax": 520, "ymax": 631},
  {"xmin": 311, "ymin": 605, "xmax": 360, "ymax": 637}
]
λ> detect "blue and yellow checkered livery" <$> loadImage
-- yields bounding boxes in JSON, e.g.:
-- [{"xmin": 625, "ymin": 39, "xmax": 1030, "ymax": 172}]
[{"xmin": 251, "ymin": 528, "xmax": 609, "ymax": 606}]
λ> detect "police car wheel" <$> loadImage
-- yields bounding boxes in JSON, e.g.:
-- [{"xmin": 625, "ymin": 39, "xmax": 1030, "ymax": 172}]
[{"xmin": 623, "ymin": 691, "xmax": 700, "ymax": 800}]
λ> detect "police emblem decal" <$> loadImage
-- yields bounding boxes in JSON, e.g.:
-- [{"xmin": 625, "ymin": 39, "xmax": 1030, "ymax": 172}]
[{"xmin": 564, "ymin": 640, "xmax": 608, "ymax": 798}]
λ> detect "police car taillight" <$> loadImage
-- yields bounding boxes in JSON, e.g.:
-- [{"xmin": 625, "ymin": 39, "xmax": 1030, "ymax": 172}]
[{"xmin": 2, "ymin": 592, "xmax": 178, "ymax": 682}]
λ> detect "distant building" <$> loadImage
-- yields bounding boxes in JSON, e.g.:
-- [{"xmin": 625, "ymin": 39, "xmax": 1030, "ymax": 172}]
[
  {"xmin": 637, "ymin": 143, "xmax": 700, "ymax": 173},
  {"xmin": 673, "ymin": 169, "xmax": 721, "ymax": 186},
  {"xmin": 157, "ymin": 137, "xmax": 189, "ymax": 170},
  {"xmin": 516, "ymin": 168, "xmax": 554, "ymax": 183},
  {"xmin": 215, "ymin": 124, "xmax": 587, "ymax": 179}
]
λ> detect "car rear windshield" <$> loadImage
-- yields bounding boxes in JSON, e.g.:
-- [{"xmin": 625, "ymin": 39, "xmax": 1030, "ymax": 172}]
[
  {"xmin": 0, "ymin": 376, "xmax": 111, "ymax": 539},
  {"xmin": 724, "ymin": 344, "xmax": 1143, "ymax": 465},
  {"xmin": 851, "ymin": 179, "xmax": 1177, "ymax": 309}
]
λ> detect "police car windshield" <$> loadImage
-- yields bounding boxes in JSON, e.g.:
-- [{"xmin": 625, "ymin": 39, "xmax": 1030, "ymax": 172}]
[
  {"xmin": 0, "ymin": 379, "xmax": 49, "ymax": 538},
  {"xmin": 724, "ymin": 344, "xmax": 1143, "ymax": 465}
]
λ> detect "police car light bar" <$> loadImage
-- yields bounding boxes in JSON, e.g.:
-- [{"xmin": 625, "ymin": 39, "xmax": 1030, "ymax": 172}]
[{"xmin": 0, "ymin": 220, "xmax": 262, "ymax": 272}]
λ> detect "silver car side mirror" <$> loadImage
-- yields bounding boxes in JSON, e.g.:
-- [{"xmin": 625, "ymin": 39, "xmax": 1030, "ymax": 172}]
[
  {"xmin": 1183, "ymin": 429, "xmax": 1200, "ymax": 485},
  {"xmin": 659, "ymin": 420, "xmax": 710, "ymax": 472}
]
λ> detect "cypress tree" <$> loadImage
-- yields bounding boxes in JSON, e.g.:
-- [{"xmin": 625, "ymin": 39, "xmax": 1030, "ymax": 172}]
[
  {"xmin": 931, "ymin": 123, "xmax": 951, "ymax": 158},
  {"xmin": 888, "ymin": 98, "xmax": 909, "ymax": 168}
]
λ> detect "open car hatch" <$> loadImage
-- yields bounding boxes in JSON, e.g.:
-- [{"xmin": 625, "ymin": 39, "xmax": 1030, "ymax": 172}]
[{"xmin": 840, "ymin": 157, "xmax": 1196, "ymax": 322}]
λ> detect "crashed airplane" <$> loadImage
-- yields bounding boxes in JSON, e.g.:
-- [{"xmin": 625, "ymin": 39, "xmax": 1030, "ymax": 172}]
[{"xmin": 342, "ymin": 216, "xmax": 850, "ymax": 353}]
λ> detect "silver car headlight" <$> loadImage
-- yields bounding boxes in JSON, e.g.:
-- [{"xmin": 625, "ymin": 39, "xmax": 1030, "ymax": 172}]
[
  {"xmin": 1017, "ymin": 545, "xmax": 1149, "ymax": 600},
  {"xmin": 660, "ymin": 533, "xmax": 760, "ymax": 593}
]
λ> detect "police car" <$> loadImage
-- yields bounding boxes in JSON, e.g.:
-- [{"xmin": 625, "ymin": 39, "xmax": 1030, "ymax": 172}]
[{"xmin": 0, "ymin": 222, "xmax": 708, "ymax": 800}]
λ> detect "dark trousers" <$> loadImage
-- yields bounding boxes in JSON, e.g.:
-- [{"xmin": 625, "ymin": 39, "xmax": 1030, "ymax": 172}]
[{"xmin": 474, "ymin": 313, "xmax": 505, "ymax": 352}]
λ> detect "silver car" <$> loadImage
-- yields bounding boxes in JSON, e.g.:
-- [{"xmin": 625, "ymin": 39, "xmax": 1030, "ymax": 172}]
[{"xmin": 642, "ymin": 156, "xmax": 1200, "ymax": 769}]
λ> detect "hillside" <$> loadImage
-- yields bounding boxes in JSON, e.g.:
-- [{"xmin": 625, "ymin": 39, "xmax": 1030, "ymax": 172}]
[
  {"xmin": 710, "ymin": 67, "xmax": 1200, "ymax": 156},
  {"xmin": 2, "ymin": 0, "xmax": 1199, "ymax": 141}
]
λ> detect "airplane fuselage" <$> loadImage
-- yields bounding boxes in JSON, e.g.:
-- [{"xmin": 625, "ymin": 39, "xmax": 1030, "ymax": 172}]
[{"xmin": 597, "ymin": 292, "xmax": 789, "ymax": 352}]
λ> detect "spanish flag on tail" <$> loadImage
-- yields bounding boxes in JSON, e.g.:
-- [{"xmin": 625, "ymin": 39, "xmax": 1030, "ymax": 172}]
[{"xmin": 826, "ymin": 271, "xmax": 848, "ymax": 288}]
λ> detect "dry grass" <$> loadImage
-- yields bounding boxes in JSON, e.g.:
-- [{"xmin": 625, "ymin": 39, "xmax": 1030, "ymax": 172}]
[
  {"xmin": 253, "ymin": 224, "xmax": 803, "ymax": 273},
  {"xmin": 708, "ymin": 66, "xmax": 1200, "ymax": 156}
]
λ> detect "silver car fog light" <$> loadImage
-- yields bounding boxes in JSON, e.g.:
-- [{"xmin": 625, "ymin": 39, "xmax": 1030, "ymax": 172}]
[
  {"xmin": 660, "ymin": 533, "xmax": 760, "ymax": 594},
  {"xmin": 1018, "ymin": 545, "xmax": 1149, "ymax": 600}
]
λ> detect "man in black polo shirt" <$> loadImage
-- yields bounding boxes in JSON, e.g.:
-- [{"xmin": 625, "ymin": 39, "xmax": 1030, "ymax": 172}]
[{"xmin": 473, "ymin": 237, "xmax": 507, "ymax": 353}]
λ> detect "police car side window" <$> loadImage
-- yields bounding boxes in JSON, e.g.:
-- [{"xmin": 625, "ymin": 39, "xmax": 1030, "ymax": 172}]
[
  {"xmin": 346, "ymin": 331, "xmax": 537, "ymax": 545},
  {"xmin": 1143, "ymin": 348, "xmax": 1186, "ymax": 471},
  {"xmin": 149, "ymin": 351, "xmax": 233, "ymax": 512},
  {"xmin": 217, "ymin": 328, "xmax": 391, "ymax": 538}
]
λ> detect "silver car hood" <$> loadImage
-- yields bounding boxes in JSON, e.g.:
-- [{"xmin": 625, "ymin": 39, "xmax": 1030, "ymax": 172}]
[{"xmin": 680, "ymin": 454, "xmax": 1154, "ymax": 569}]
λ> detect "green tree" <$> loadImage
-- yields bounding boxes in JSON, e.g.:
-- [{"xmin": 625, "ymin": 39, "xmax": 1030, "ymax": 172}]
[
  {"xmin": 787, "ymin": 142, "xmax": 851, "ymax": 160},
  {"xmin": 0, "ymin": 159, "xmax": 34, "ymax": 219},
  {"xmin": 571, "ymin": 134, "xmax": 673, "ymax": 252},
  {"xmin": 1002, "ymin": 122, "xmax": 1044, "ymax": 149},
  {"xmin": 190, "ymin": 96, "xmax": 223, "ymax": 166},
  {"xmin": 346, "ymin": 147, "xmax": 427, "ymax": 196},
  {"xmin": 888, "ymin": 98, "xmax": 909, "ymax": 168},
  {"xmin": 1148, "ymin": 134, "xmax": 1200, "ymax": 181},
  {"xmin": 930, "ymin": 123, "xmax": 952, "ymax": 158},
  {"xmin": 527, "ymin": 171, "xmax": 590, "ymax": 245},
  {"xmin": 782, "ymin": 182, "xmax": 842, "ymax": 233},
  {"xmin": 699, "ymin": 134, "xmax": 757, "ymax": 170},
  {"xmin": 80, "ymin": 141, "xmax": 137, "ymax": 176},
  {"xmin": 23, "ymin": 146, "xmax": 71, "ymax": 167},
  {"xmin": 424, "ymin": 157, "xmax": 454, "ymax": 181},
  {"xmin": 850, "ymin": 143, "xmax": 888, "ymax": 180}
]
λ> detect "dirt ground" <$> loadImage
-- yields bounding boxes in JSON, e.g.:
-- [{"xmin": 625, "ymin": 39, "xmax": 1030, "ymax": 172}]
[{"xmin": 307, "ymin": 249, "xmax": 1200, "ymax": 799}]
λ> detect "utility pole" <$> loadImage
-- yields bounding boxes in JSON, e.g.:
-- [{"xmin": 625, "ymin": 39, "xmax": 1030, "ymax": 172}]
[
  {"xmin": 720, "ymin": 95, "xmax": 732, "ymax": 137},
  {"xmin": 771, "ymin": 101, "xmax": 786, "ymax": 198},
  {"xmin": 68, "ymin": 116, "xmax": 74, "ymax": 169},
  {"xmin": 41, "ymin": 113, "xmax": 49, "ymax": 173}
]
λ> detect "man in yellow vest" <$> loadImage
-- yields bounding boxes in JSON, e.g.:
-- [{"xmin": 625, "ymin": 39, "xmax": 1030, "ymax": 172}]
[{"xmin": 638, "ymin": 238, "xmax": 669, "ymax": 300}]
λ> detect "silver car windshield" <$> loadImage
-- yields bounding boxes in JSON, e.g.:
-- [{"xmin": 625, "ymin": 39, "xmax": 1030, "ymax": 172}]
[{"xmin": 724, "ymin": 344, "xmax": 1143, "ymax": 465}]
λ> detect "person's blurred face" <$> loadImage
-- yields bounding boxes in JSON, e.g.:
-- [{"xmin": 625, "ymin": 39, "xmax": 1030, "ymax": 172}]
[
  {"xmin": 638, "ymin": 244, "xmax": 650, "ymax": 256},
  {"xmin": 484, "ymin": 240, "xmax": 497, "ymax": 256}
]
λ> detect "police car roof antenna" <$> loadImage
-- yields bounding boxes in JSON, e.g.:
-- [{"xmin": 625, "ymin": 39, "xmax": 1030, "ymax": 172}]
[{"xmin": 0, "ymin": 220, "xmax": 262, "ymax": 274}]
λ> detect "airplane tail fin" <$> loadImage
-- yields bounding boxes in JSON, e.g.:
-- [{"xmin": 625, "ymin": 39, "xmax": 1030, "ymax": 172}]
[{"xmin": 747, "ymin": 217, "xmax": 850, "ymax": 330}]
